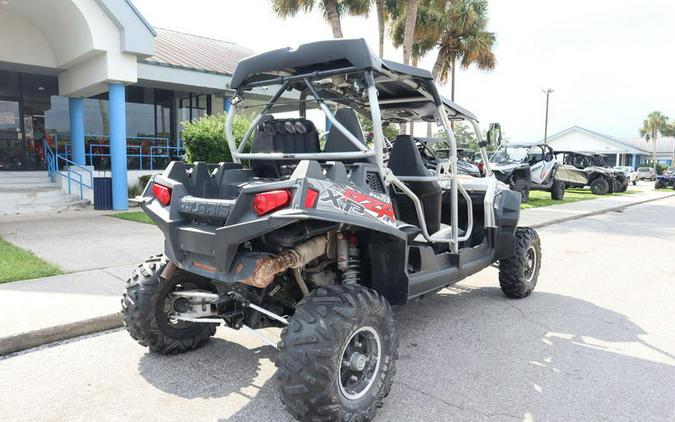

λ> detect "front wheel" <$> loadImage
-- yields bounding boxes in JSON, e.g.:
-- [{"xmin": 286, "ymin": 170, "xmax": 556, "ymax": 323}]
[
  {"xmin": 499, "ymin": 227, "xmax": 541, "ymax": 298},
  {"xmin": 511, "ymin": 178, "xmax": 530, "ymax": 203},
  {"xmin": 550, "ymin": 179, "xmax": 565, "ymax": 200},
  {"xmin": 121, "ymin": 255, "xmax": 217, "ymax": 354},
  {"xmin": 276, "ymin": 285, "xmax": 399, "ymax": 422},
  {"xmin": 632, "ymin": 179, "xmax": 637, "ymax": 186}
]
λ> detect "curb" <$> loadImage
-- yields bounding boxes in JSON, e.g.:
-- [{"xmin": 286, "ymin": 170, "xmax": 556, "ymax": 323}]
[
  {"xmin": 528, "ymin": 192, "xmax": 675, "ymax": 229},
  {"xmin": 2, "ymin": 192, "xmax": 673, "ymax": 356},
  {"xmin": 0, "ymin": 313, "xmax": 122, "ymax": 356}
]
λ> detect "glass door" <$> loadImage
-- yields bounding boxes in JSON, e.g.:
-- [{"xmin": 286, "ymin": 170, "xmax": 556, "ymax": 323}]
[{"xmin": 0, "ymin": 99, "xmax": 24, "ymax": 170}]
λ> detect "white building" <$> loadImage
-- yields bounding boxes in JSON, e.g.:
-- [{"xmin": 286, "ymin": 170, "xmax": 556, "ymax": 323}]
[
  {"xmin": 543, "ymin": 126, "xmax": 674, "ymax": 168},
  {"xmin": 0, "ymin": 0, "xmax": 257, "ymax": 210}
]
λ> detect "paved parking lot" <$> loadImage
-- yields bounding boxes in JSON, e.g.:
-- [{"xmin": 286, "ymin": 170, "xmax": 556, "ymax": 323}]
[{"xmin": 1, "ymin": 196, "xmax": 674, "ymax": 421}]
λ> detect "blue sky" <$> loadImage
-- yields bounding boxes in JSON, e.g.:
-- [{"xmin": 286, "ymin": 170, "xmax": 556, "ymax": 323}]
[{"xmin": 134, "ymin": 0, "xmax": 675, "ymax": 141}]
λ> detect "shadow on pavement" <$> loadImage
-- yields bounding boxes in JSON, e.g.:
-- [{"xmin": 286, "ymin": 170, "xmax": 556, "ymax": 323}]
[
  {"xmin": 139, "ymin": 287, "xmax": 675, "ymax": 421},
  {"xmin": 138, "ymin": 338, "xmax": 276, "ymax": 399}
]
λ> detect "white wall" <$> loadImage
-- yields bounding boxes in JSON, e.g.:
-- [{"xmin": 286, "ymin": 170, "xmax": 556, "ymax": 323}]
[
  {"xmin": 547, "ymin": 130, "xmax": 628, "ymax": 154},
  {"xmin": 0, "ymin": 9, "xmax": 57, "ymax": 68},
  {"xmin": 0, "ymin": 0, "xmax": 152, "ymax": 97}
]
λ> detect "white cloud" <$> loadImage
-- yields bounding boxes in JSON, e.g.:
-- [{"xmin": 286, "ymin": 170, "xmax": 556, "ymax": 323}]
[{"xmin": 133, "ymin": 0, "xmax": 675, "ymax": 140}]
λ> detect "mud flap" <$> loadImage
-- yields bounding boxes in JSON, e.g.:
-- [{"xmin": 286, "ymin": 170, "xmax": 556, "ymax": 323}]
[{"xmin": 365, "ymin": 232, "xmax": 409, "ymax": 305}]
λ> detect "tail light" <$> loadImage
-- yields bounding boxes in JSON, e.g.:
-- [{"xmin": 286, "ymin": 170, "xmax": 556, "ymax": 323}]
[
  {"xmin": 151, "ymin": 183, "xmax": 172, "ymax": 206},
  {"xmin": 253, "ymin": 189, "xmax": 292, "ymax": 216},
  {"xmin": 304, "ymin": 188, "xmax": 319, "ymax": 209}
]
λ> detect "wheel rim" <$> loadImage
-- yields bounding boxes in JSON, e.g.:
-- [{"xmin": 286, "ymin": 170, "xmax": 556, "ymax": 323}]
[
  {"xmin": 524, "ymin": 246, "xmax": 537, "ymax": 283},
  {"xmin": 338, "ymin": 326, "xmax": 382, "ymax": 400},
  {"xmin": 163, "ymin": 282, "xmax": 201, "ymax": 329}
]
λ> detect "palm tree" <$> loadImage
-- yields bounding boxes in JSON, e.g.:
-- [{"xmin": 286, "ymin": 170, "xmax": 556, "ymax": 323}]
[
  {"xmin": 271, "ymin": 0, "xmax": 370, "ymax": 38},
  {"xmin": 390, "ymin": 0, "xmax": 495, "ymax": 100},
  {"xmin": 429, "ymin": 0, "xmax": 496, "ymax": 101},
  {"xmin": 639, "ymin": 111, "xmax": 669, "ymax": 172},
  {"xmin": 401, "ymin": 0, "xmax": 422, "ymax": 65},
  {"xmin": 375, "ymin": 0, "xmax": 388, "ymax": 57},
  {"xmin": 389, "ymin": 1, "xmax": 444, "ymax": 65}
]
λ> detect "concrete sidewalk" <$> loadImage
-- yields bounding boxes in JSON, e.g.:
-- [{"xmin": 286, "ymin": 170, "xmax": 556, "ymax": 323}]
[
  {"xmin": 1, "ymin": 188, "xmax": 673, "ymax": 355},
  {"xmin": 520, "ymin": 187, "xmax": 675, "ymax": 227},
  {"xmin": 0, "ymin": 210, "xmax": 163, "ymax": 272}
]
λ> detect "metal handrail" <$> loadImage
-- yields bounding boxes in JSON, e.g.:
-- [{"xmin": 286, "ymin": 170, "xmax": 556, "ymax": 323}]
[
  {"xmin": 42, "ymin": 140, "xmax": 93, "ymax": 200},
  {"xmin": 54, "ymin": 134, "xmax": 182, "ymax": 171}
]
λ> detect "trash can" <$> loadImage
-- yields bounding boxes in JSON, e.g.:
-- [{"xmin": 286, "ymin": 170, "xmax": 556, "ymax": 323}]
[{"xmin": 93, "ymin": 177, "xmax": 113, "ymax": 210}]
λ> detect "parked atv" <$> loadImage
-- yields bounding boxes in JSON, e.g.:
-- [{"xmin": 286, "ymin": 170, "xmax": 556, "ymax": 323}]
[
  {"xmin": 554, "ymin": 151, "xmax": 617, "ymax": 195},
  {"xmin": 489, "ymin": 143, "xmax": 565, "ymax": 203},
  {"xmin": 655, "ymin": 166, "xmax": 675, "ymax": 189},
  {"xmin": 122, "ymin": 39, "xmax": 541, "ymax": 422}
]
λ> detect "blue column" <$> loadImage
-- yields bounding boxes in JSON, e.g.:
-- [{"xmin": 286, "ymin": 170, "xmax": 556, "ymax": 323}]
[
  {"xmin": 631, "ymin": 154, "xmax": 637, "ymax": 169},
  {"xmin": 69, "ymin": 98, "xmax": 85, "ymax": 165},
  {"xmin": 325, "ymin": 116, "xmax": 332, "ymax": 131},
  {"xmin": 223, "ymin": 97, "xmax": 231, "ymax": 113},
  {"xmin": 109, "ymin": 83, "xmax": 128, "ymax": 210}
]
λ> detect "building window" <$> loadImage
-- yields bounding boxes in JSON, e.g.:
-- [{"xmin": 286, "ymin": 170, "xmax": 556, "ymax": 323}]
[{"xmin": 175, "ymin": 92, "xmax": 212, "ymax": 140}]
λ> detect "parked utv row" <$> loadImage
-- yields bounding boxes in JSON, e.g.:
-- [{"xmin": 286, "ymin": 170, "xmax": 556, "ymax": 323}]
[{"xmin": 484, "ymin": 143, "xmax": 635, "ymax": 203}]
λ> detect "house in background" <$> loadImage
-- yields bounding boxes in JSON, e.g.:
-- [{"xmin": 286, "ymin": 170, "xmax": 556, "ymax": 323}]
[{"xmin": 541, "ymin": 126, "xmax": 674, "ymax": 167}]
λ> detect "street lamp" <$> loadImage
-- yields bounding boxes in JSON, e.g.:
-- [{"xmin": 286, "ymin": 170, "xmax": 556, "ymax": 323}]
[{"xmin": 542, "ymin": 88, "xmax": 554, "ymax": 144}]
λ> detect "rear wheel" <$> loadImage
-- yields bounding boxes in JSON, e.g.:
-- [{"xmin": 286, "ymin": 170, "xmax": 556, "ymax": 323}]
[
  {"xmin": 632, "ymin": 179, "xmax": 637, "ymax": 186},
  {"xmin": 550, "ymin": 179, "xmax": 565, "ymax": 200},
  {"xmin": 499, "ymin": 227, "xmax": 541, "ymax": 298},
  {"xmin": 511, "ymin": 178, "xmax": 530, "ymax": 203},
  {"xmin": 590, "ymin": 178, "xmax": 609, "ymax": 195},
  {"xmin": 121, "ymin": 255, "xmax": 217, "ymax": 354},
  {"xmin": 655, "ymin": 180, "xmax": 666, "ymax": 189},
  {"xmin": 276, "ymin": 285, "xmax": 398, "ymax": 422}
]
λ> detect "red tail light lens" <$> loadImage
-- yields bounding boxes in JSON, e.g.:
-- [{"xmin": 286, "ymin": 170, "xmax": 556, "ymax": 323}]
[
  {"xmin": 253, "ymin": 189, "xmax": 292, "ymax": 216},
  {"xmin": 151, "ymin": 183, "xmax": 172, "ymax": 206},
  {"xmin": 304, "ymin": 188, "xmax": 319, "ymax": 209}
]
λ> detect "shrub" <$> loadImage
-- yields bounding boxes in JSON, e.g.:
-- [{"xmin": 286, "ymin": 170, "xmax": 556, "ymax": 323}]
[
  {"xmin": 137, "ymin": 174, "xmax": 152, "ymax": 188},
  {"xmin": 127, "ymin": 174, "xmax": 153, "ymax": 198},
  {"xmin": 181, "ymin": 113, "xmax": 251, "ymax": 163},
  {"xmin": 128, "ymin": 183, "xmax": 142, "ymax": 198}
]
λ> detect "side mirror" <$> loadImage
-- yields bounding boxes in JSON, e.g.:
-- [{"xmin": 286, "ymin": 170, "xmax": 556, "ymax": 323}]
[{"xmin": 486, "ymin": 123, "xmax": 502, "ymax": 146}]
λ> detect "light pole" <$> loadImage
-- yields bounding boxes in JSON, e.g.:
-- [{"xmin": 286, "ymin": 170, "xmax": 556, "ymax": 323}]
[{"xmin": 542, "ymin": 88, "xmax": 554, "ymax": 144}]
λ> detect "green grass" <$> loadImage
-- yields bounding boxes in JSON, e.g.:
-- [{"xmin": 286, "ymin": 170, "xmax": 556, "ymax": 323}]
[
  {"xmin": 521, "ymin": 188, "xmax": 636, "ymax": 209},
  {"xmin": 109, "ymin": 211, "xmax": 154, "ymax": 225},
  {"xmin": 0, "ymin": 237, "xmax": 63, "ymax": 283}
]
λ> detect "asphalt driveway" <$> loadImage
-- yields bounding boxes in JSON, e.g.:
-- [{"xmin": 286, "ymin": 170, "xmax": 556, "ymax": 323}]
[{"xmin": 0, "ymin": 197, "xmax": 673, "ymax": 421}]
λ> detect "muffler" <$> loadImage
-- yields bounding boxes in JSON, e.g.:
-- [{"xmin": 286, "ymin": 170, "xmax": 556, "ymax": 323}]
[{"xmin": 241, "ymin": 235, "xmax": 328, "ymax": 288}]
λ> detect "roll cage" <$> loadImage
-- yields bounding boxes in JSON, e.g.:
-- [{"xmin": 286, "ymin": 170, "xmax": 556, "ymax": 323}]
[
  {"xmin": 224, "ymin": 39, "xmax": 496, "ymax": 253},
  {"xmin": 491, "ymin": 144, "xmax": 555, "ymax": 165}
]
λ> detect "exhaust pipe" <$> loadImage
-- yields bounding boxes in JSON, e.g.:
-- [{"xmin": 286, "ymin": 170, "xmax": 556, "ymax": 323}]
[{"xmin": 241, "ymin": 236, "xmax": 328, "ymax": 288}]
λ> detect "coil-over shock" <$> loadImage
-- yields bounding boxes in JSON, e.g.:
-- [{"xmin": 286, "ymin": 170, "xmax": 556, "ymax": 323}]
[{"xmin": 337, "ymin": 233, "xmax": 360, "ymax": 285}]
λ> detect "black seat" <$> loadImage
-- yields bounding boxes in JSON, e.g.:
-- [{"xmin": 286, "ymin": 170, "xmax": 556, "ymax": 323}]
[
  {"xmin": 388, "ymin": 135, "xmax": 442, "ymax": 234},
  {"xmin": 250, "ymin": 115, "xmax": 320, "ymax": 178},
  {"xmin": 323, "ymin": 108, "xmax": 372, "ymax": 164}
]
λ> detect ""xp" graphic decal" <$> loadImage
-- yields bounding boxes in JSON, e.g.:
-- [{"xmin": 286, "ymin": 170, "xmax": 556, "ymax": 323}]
[{"xmin": 318, "ymin": 183, "xmax": 395, "ymax": 225}]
